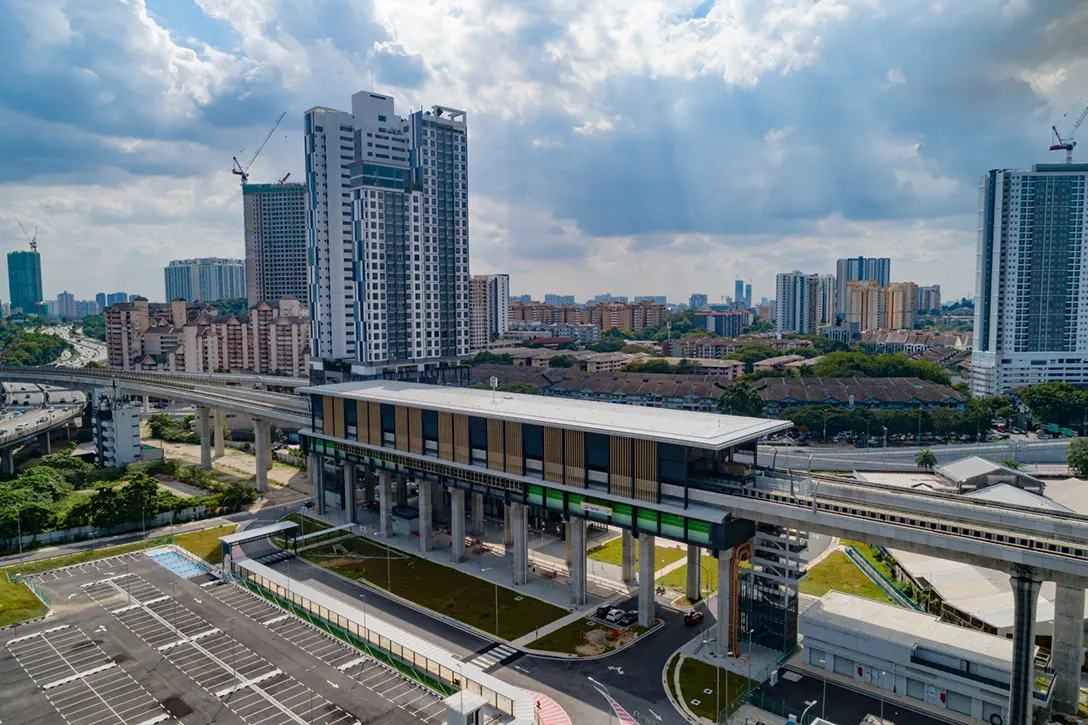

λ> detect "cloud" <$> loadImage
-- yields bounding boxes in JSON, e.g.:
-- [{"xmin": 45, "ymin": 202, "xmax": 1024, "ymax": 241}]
[{"xmin": 0, "ymin": 0, "xmax": 1086, "ymax": 309}]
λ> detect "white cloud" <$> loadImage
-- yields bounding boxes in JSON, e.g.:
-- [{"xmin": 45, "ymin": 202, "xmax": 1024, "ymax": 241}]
[{"xmin": 886, "ymin": 67, "xmax": 906, "ymax": 85}]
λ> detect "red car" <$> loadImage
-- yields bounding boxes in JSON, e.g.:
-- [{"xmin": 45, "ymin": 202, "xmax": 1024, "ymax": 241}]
[{"xmin": 684, "ymin": 610, "xmax": 704, "ymax": 626}]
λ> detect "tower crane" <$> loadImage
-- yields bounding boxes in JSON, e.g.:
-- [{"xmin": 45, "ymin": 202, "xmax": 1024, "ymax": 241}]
[
  {"xmin": 17, "ymin": 221, "xmax": 37, "ymax": 252},
  {"xmin": 1050, "ymin": 100, "xmax": 1088, "ymax": 164},
  {"xmin": 232, "ymin": 111, "xmax": 286, "ymax": 185}
]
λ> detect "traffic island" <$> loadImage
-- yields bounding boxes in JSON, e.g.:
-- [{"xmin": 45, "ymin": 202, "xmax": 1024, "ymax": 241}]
[
  {"xmin": 670, "ymin": 654, "xmax": 756, "ymax": 723},
  {"xmin": 524, "ymin": 614, "xmax": 658, "ymax": 657},
  {"xmin": 303, "ymin": 535, "xmax": 567, "ymax": 641}
]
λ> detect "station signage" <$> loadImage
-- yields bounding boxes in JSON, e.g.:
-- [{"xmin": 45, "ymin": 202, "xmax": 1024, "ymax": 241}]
[{"xmin": 581, "ymin": 502, "xmax": 613, "ymax": 517}]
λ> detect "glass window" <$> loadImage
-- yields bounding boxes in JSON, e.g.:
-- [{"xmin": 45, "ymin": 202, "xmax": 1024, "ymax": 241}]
[
  {"xmin": 380, "ymin": 404, "xmax": 396, "ymax": 433},
  {"xmin": 659, "ymin": 444, "xmax": 687, "ymax": 485},
  {"xmin": 523, "ymin": 424, "xmax": 544, "ymax": 459},
  {"xmin": 585, "ymin": 433, "xmax": 609, "ymax": 472},
  {"xmin": 468, "ymin": 416, "xmax": 488, "ymax": 449},
  {"xmin": 344, "ymin": 401, "xmax": 357, "ymax": 427},
  {"xmin": 421, "ymin": 409, "xmax": 439, "ymax": 440}
]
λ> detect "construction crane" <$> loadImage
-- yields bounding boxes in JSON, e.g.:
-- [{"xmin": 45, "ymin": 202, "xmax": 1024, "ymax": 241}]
[
  {"xmin": 232, "ymin": 111, "xmax": 286, "ymax": 185},
  {"xmin": 17, "ymin": 221, "xmax": 37, "ymax": 252},
  {"xmin": 278, "ymin": 172, "xmax": 291, "ymax": 184},
  {"xmin": 1050, "ymin": 99, "xmax": 1088, "ymax": 164}
]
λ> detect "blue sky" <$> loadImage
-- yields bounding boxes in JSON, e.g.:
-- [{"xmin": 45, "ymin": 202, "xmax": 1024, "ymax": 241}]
[{"xmin": 0, "ymin": 0, "xmax": 1085, "ymax": 304}]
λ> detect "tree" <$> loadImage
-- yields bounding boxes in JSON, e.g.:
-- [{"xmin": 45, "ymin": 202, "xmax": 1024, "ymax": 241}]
[
  {"xmin": 471, "ymin": 352, "xmax": 513, "ymax": 366},
  {"xmin": 548, "ymin": 355, "xmax": 575, "ymax": 368},
  {"xmin": 1002, "ymin": 459, "xmax": 1019, "ymax": 470},
  {"xmin": 716, "ymin": 381, "xmax": 764, "ymax": 417},
  {"xmin": 586, "ymin": 338, "xmax": 624, "ymax": 353},
  {"xmin": 915, "ymin": 449, "xmax": 938, "ymax": 471},
  {"xmin": 1067, "ymin": 438, "xmax": 1088, "ymax": 477},
  {"xmin": 80, "ymin": 314, "xmax": 106, "ymax": 341},
  {"xmin": 220, "ymin": 480, "xmax": 258, "ymax": 508},
  {"xmin": 722, "ymin": 345, "xmax": 781, "ymax": 374},
  {"xmin": 811, "ymin": 351, "xmax": 950, "ymax": 385}
]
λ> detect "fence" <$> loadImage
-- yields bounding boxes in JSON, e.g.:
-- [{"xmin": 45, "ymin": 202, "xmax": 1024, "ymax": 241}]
[
  {"xmin": 1, "ymin": 504, "xmax": 220, "ymax": 551},
  {"xmin": 719, "ymin": 646, "xmax": 798, "ymax": 723}
]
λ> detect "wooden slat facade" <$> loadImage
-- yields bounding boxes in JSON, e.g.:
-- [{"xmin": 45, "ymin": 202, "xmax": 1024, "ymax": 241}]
[
  {"xmin": 487, "ymin": 418, "xmax": 505, "ymax": 471},
  {"xmin": 408, "ymin": 407, "xmax": 423, "ymax": 455},
  {"xmin": 544, "ymin": 428, "xmax": 564, "ymax": 483},
  {"xmin": 438, "ymin": 412, "xmax": 454, "ymax": 460},
  {"xmin": 368, "ymin": 402, "xmax": 381, "ymax": 445},
  {"xmin": 356, "ymin": 400, "xmax": 369, "ymax": 444},
  {"xmin": 453, "ymin": 414, "xmax": 470, "ymax": 464},
  {"xmin": 333, "ymin": 397, "xmax": 346, "ymax": 439},
  {"xmin": 633, "ymin": 439, "xmax": 658, "ymax": 502},
  {"xmin": 563, "ymin": 429, "xmax": 585, "ymax": 488},
  {"xmin": 609, "ymin": 436, "xmax": 633, "ymax": 497},
  {"xmin": 504, "ymin": 422, "xmax": 523, "ymax": 476}
]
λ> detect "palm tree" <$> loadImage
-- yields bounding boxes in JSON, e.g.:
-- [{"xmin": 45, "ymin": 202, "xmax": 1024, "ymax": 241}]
[{"xmin": 915, "ymin": 448, "xmax": 938, "ymax": 471}]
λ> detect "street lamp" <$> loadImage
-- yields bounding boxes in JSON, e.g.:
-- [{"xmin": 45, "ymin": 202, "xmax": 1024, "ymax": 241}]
[
  {"xmin": 800, "ymin": 699, "xmax": 819, "ymax": 725},
  {"xmin": 10, "ymin": 505, "xmax": 22, "ymax": 563}
]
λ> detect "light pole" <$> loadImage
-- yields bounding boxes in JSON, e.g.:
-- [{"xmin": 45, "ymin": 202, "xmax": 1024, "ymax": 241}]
[
  {"xmin": 800, "ymin": 699, "xmax": 818, "ymax": 725},
  {"xmin": 10, "ymin": 505, "xmax": 22, "ymax": 563},
  {"xmin": 879, "ymin": 670, "xmax": 886, "ymax": 724},
  {"xmin": 305, "ymin": 665, "xmax": 316, "ymax": 722}
]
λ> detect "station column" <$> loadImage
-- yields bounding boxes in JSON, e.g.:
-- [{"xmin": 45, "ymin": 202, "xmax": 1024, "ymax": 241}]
[
  {"xmin": 253, "ymin": 418, "xmax": 271, "ymax": 494},
  {"xmin": 621, "ymin": 530, "xmax": 636, "ymax": 585},
  {"xmin": 213, "ymin": 409, "xmax": 225, "ymax": 459},
  {"xmin": 1, "ymin": 448, "xmax": 13, "ymax": 477},
  {"xmin": 569, "ymin": 517, "xmax": 587, "ymax": 606},
  {"xmin": 511, "ymin": 502, "xmax": 528, "ymax": 585},
  {"xmin": 377, "ymin": 469, "xmax": 393, "ymax": 537},
  {"xmin": 1008, "ymin": 565, "xmax": 1042, "ymax": 725},
  {"xmin": 418, "ymin": 478, "xmax": 433, "ymax": 552},
  {"xmin": 638, "ymin": 535, "xmax": 656, "ymax": 628},
  {"xmin": 450, "ymin": 488, "xmax": 466, "ymax": 563},
  {"xmin": 306, "ymin": 452, "xmax": 322, "ymax": 510},
  {"xmin": 503, "ymin": 505, "xmax": 514, "ymax": 547},
  {"xmin": 197, "ymin": 406, "xmax": 211, "ymax": 470},
  {"xmin": 471, "ymin": 492, "xmax": 485, "ymax": 536},
  {"xmin": 716, "ymin": 547, "xmax": 734, "ymax": 658},
  {"xmin": 1051, "ymin": 580, "xmax": 1086, "ymax": 715},
  {"xmin": 396, "ymin": 475, "xmax": 409, "ymax": 509},
  {"xmin": 343, "ymin": 462, "xmax": 357, "ymax": 524},
  {"xmin": 686, "ymin": 544, "xmax": 702, "ymax": 602}
]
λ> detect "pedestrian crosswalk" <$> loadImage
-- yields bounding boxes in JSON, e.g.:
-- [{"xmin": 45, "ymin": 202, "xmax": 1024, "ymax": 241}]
[{"xmin": 461, "ymin": 643, "xmax": 519, "ymax": 672}]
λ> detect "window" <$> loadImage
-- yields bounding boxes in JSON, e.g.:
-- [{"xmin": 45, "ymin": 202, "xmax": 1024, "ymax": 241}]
[
  {"xmin": 585, "ymin": 433, "xmax": 609, "ymax": 472},
  {"xmin": 468, "ymin": 416, "xmax": 488, "ymax": 464}
]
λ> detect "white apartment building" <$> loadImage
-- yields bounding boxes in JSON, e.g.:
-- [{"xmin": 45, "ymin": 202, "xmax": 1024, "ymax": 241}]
[
  {"xmin": 164, "ymin": 258, "xmax": 246, "ymax": 303},
  {"xmin": 971, "ymin": 164, "xmax": 1088, "ymax": 396},
  {"xmin": 815, "ymin": 274, "xmax": 836, "ymax": 326},
  {"xmin": 305, "ymin": 90, "xmax": 469, "ymax": 369},
  {"xmin": 92, "ymin": 391, "xmax": 143, "ymax": 467},
  {"xmin": 776, "ymin": 271, "xmax": 818, "ymax": 334},
  {"xmin": 470, "ymin": 274, "xmax": 510, "ymax": 350},
  {"xmin": 244, "ymin": 182, "xmax": 308, "ymax": 308}
]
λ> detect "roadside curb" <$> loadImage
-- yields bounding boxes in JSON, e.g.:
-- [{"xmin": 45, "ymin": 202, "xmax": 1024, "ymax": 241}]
[{"xmin": 661, "ymin": 651, "xmax": 704, "ymax": 725}]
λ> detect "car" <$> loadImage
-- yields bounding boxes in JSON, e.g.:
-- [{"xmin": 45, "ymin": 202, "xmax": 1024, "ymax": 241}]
[
  {"xmin": 618, "ymin": 611, "xmax": 638, "ymax": 627},
  {"xmin": 595, "ymin": 604, "xmax": 616, "ymax": 619},
  {"xmin": 684, "ymin": 610, "xmax": 705, "ymax": 626},
  {"xmin": 604, "ymin": 608, "xmax": 626, "ymax": 624}
]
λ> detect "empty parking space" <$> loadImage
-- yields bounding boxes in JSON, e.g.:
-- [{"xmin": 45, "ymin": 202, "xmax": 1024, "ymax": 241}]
[
  {"xmin": 208, "ymin": 582, "xmax": 447, "ymax": 723},
  {"xmin": 81, "ymin": 574, "xmax": 360, "ymax": 725},
  {"xmin": 30, "ymin": 552, "xmax": 145, "ymax": 582},
  {"xmin": 5, "ymin": 624, "xmax": 174, "ymax": 725}
]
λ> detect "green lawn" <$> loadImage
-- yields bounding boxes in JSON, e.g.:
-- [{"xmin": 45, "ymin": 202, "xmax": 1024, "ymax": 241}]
[
  {"xmin": 273, "ymin": 513, "xmax": 344, "ymax": 548},
  {"xmin": 3, "ymin": 537, "xmax": 171, "ymax": 578},
  {"xmin": 527, "ymin": 616, "xmax": 652, "ymax": 656},
  {"xmin": 677, "ymin": 656, "xmax": 756, "ymax": 721},
  {"xmin": 587, "ymin": 537, "xmax": 687, "ymax": 569},
  {"xmin": 799, "ymin": 551, "xmax": 894, "ymax": 604},
  {"xmin": 175, "ymin": 525, "xmax": 237, "ymax": 565},
  {"xmin": 305, "ymin": 536, "xmax": 566, "ymax": 640},
  {"xmin": 842, "ymin": 539, "xmax": 897, "ymax": 581},
  {"xmin": 0, "ymin": 579, "xmax": 47, "ymax": 628},
  {"xmin": 657, "ymin": 553, "xmax": 719, "ymax": 595}
]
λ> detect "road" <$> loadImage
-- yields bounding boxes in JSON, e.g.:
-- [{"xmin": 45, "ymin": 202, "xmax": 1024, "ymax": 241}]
[
  {"xmin": 41, "ymin": 324, "xmax": 107, "ymax": 368},
  {"xmin": 0, "ymin": 403, "xmax": 83, "ymax": 449}
]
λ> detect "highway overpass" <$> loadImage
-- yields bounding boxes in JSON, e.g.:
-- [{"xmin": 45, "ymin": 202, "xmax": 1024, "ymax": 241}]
[{"xmin": 0, "ymin": 404, "xmax": 85, "ymax": 475}]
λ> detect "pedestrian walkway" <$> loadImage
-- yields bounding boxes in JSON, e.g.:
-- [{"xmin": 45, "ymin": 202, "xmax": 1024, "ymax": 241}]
[
  {"xmin": 461, "ymin": 643, "xmax": 520, "ymax": 672},
  {"xmin": 526, "ymin": 690, "xmax": 572, "ymax": 725}
]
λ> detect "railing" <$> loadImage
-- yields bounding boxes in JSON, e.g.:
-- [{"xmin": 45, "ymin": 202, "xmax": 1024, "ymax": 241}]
[
  {"xmin": 910, "ymin": 655, "xmax": 1009, "ymax": 690},
  {"xmin": 718, "ymin": 645, "xmax": 799, "ymax": 723},
  {"xmin": 843, "ymin": 546, "xmax": 922, "ymax": 611},
  {"xmin": 0, "ymin": 407, "xmax": 83, "ymax": 445}
]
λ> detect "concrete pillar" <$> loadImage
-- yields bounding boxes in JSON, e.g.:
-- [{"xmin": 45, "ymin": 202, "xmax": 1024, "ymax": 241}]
[
  {"xmin": 396, "ymin": 475, "xmax": 408, "ymax": 509},
  {"xmin": 570, "ymin": 518, "xmax": 587, "ymax": 606},
  {"xmin": 197, "ymin": 406, "xmax": 212, "ymax": 470},
  {"xmin": 306, "ymin": 453, "xmax": 322, "ymax": 509},
  {"xmin": 378, "ymin": 469, "xmax": 393, "ymax": 537},
  {"xmin": 213, "ymin": 409, "xmax": 225, "ymax": 459},
  {"xmin": 37, "ymin": 432, "xmax": 51, "ymax": 456},
  {"xmin": 432, "ymin": 481, "xmax": 443, "ymax": 524},
  {"xmin": 1, "ymin": 448, "xmax": 13, "ymax": 477},
  {"xmin": 343, "ymin": 462, "xmax": 358, "ymax": 524},
  {"xmin": 564, "ymin": 524, "xmax": 573, "ymax": 566},
  {"xmin": 638, "ymin": 534, "xmax": 656, "ymax": 628},
  {"xmin": 253, "ymin": 419, "xmax": 270, "ymax": 494},
  {"xmin": 716, "ymin": 547, "xmax": 734, "ymax": 658},
  {"xmin": 418, "ymin": 478, "xmax": 433, "ymax": 552},
  {"xmin": 471, "ymin": 492, "xmax": 485, "ymax": 537},
  {"xmin": 450, "ymin": 488, "xmax": 466, "ymax": 563},
  {"xmin": 503, "ymin": 504, "xmax": 514, "ymax": 547},
  {"xmin": 1008, "ymin": 566, "xmax": 1042, "ymax": 725},
  {"xmin": 621, "ymin": 529, "xmax": 636, "ymax": 585},
  {"xmin": 1051, "ymin": 581, "xmax": 1086, "ymax": 715},
  {"xmin": 686, "ymin": 545, "xmax": 702, "ymax": 602},
  {"xmin": 141, "ymin": 395, "xmax": 150, "ymax": 413},
  {"xmin": 511, "ymin": 502, "xmax": 528, "ymax": 585}
]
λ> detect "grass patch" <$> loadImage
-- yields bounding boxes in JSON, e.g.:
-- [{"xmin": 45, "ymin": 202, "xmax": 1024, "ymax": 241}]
[
  {"xmin": 527, "ymin": 615, "xmax": 652, "ymax": 656},
  {"xmin": 799, "ymin": 551, "xmax": 894, "ymax": 604},
  {"xmin": 657, "ymin": 553, "xmax": 720, "ymax": 595},
  {"xmin": 0, "ymin": 579, "xmax": 48, "ymax": 628},
  {"xmin": 677, "ymin": 656, "xmax": 755, "ymax": 722},
  {"xmin": 842, "ymin": 539, "xmax": 897, "ymax": 581},
  {"xmin": 3, "ymin": 538, "xmax": 171, "ymax": 579},
  {"xmin": 175, "ymin": 525, "xmax": 237, "ymax": 565},
  {"xmin": 587, "ymin": 537, "xmax": 686, "ymax": 569},
  {"xmin": 273, "ymin": 513, "xmax": 344, "ymax": 548},
  {"xmin": 306, "ymin": 536, "xmax": 566, "ymax": 640}
]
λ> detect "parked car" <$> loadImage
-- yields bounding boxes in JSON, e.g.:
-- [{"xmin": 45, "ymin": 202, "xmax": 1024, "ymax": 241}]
[
  {"xmin": 604, "ymin": 608, "xmax": 626, "ymax": 624},
  {"xmin": 618, "ymin": 611, "xmax": 638, "ymax": 627},
  {"xmin": 595, "ymin": 604, "xmax": 616, "ymax": 620},
  {"xmin": 684, "ymin": 610, "xmax": 704, "ymax": 625}
]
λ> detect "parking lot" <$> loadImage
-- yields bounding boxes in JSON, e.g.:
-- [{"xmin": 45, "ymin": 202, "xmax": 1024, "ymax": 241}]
[
  {"xmin": 6, "ymin": 624, "xmax": 174, "ymax": 725},
  {"xmin": 0, "ymin": 551, "xmax": 432, "ymax": 725}
]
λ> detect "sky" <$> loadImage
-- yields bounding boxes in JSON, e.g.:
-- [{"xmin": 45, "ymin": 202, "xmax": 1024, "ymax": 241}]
[{"xmin": 1, "ymin": 0, "xmax": 1086, "ymax": 306}]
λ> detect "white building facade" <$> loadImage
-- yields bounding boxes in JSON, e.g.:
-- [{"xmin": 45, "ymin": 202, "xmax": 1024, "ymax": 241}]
[
  {"xmin": 164, "ymin": 258, "xmax": 246, "ymax": 303},
  {"xmin": 92, "ymin": 392, "xmax": 143, "ymax": 467},
  {"xmin": 305, "ymin": 91, "xmax": 469, "ymax": 368},
  {"xmin": 776, "ymin": 271, "xmax": 818, "ymax": 334},
  {"xmin": 470, "ymin": 273, "xmax": 510, "ymax": 350},
  {"xmin": 971, "ymin": 164, "xmax": 1088, "ymax": 396}
]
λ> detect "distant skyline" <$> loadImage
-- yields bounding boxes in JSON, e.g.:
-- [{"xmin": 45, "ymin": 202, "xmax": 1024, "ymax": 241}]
[{"xmin": 1, "ymin": 1, "xmax": 1086, "ymax": 302}]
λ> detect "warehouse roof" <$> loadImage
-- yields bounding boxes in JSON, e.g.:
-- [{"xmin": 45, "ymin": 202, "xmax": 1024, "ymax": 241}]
[{"xmin": 302, "ymin": 380, "xmax": 789, "ymax": 449}]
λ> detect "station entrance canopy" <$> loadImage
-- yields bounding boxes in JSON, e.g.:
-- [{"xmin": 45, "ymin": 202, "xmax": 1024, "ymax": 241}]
[{"xmin": 220, "ymin": 521, "xmax": 298, "ymax": 564}]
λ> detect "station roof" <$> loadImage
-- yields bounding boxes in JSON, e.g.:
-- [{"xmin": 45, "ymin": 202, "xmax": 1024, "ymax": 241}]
[
  {"xmin": 302, "ymin": 380, "xmax": 790, "ymax": 449},
  {"xmin": 219, "ymin": 521, "xmax": 296, "ymax": 545},
  {"xmin": 801, "ymin": 591, "xmax": 1024, "ymax": 672}
]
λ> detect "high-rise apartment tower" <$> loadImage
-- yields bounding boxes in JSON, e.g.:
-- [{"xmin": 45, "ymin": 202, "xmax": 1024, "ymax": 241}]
[
  {"xmin": 835, "ymin": 256, "xmax": 891, "ymax": 314},
  {"xmin": 243, "ymin": 182, "xmax": 308, "ymax": 308}
]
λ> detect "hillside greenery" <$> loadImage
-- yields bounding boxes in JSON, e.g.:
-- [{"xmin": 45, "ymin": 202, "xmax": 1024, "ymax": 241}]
[
  {"xmin": 80, "ymin": 314, "xmax": 106, "ymax": 341},
  {"xmin": 0, "ymin": 323, "xmax": 73, "ymax": 366}
]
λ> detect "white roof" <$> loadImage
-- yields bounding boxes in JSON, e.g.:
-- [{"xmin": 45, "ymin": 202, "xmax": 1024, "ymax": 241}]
[
  {"xmin": 965, "ymin": 483, "xmax": 1071, "ymax": 512},
  {"xmin": 801, "ymin": 591, "xmax": 1023, "ymax": 672},
  {"xmin": 1039, "ymin": 478, "xmax": 1088, "ymax": 515},
  {"xmin": 302, "ymin": 380, "xmax": 790, "ymax": 449},
  {"xmin": 220, "ymin": 521, "xmax": 297, "ymax": 544}
]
